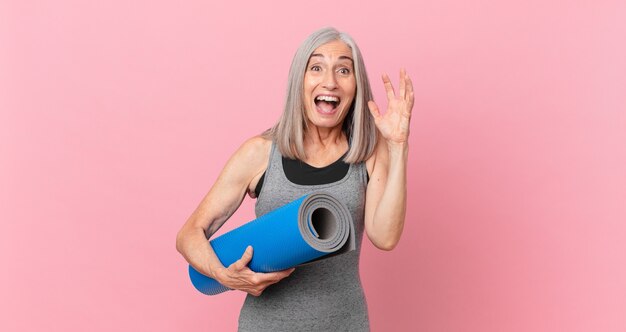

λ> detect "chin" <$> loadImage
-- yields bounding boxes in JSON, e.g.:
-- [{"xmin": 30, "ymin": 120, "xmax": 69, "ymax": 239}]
[{"xmin": 307, "ymin": 111, "xmax": 346, "ymax": 129}]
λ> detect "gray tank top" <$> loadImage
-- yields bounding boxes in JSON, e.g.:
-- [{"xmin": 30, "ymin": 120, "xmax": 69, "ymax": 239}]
[{"xmin": 237, "ymin": 142, "xmax": 370, "ymax": 332}]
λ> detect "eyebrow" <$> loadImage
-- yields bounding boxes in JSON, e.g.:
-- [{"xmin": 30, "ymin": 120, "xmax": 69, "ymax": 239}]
[{"xmin": 309, "ymin": 54, "xmax": 354, "ymax": 62}]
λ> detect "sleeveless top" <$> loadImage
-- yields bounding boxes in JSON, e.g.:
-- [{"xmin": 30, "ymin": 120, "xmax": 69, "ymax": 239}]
[
  {"xmin": 254, "ymin": 150, "xmax": 351, "ymax": 196},
  {"xmin": 237, "ymin": 142, "xmax": 370, "ymax": 332}
]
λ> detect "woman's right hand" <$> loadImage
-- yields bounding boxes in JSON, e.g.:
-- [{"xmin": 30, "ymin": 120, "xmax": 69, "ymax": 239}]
[{"xmin": 214, "ymin": 246, "xmax": 295, "ymax": 296}]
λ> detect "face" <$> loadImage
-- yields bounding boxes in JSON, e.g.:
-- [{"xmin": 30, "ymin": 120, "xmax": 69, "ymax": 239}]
[{"xmin": 303, "ymin": 40, "xmax": 356, "ymax": 130}]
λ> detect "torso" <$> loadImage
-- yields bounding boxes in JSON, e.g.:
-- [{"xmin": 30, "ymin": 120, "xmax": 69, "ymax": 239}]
[
  {"xmin": 238, "ymin": 140, "xmax": 371, "ymax": 332},
  {"xmin": 246, "ymin": 137, "xmax": 375, "ymax": 198}
]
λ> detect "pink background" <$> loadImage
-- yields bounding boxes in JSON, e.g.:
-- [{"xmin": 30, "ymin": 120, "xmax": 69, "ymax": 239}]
[{"xmin": 1, "ymin": 0, "xmax": 625, "ymax": 331}]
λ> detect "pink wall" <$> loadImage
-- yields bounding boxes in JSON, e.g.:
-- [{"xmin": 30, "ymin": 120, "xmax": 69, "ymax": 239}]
[{"xmin": 1, "ymin": 0, "xmax": 625, "ymax": 331}]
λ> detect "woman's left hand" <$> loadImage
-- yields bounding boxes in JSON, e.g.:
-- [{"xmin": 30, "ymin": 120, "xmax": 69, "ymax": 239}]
[{"xmin": 367, "ymin": 69, "xmax": 414, "ymax": 145}]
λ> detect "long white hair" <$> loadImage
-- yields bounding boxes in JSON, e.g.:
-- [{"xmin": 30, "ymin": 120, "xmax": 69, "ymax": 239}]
[{"xmin": 264, "ymin": 27, "xmax": 377, "ymax": 163}]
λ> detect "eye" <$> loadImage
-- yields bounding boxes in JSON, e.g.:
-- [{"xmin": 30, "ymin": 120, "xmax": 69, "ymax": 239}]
[
  {"xmin": 338, "ymin": 67, "xmax": 351, "ymax": 75},
  {"xmin": 310, "ymin": 65, "xmax": 322, "ymax": 71}
]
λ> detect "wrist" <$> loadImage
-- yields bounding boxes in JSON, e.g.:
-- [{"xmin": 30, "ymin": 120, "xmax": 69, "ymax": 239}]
[
  {"xmin": 387, "ymin": 140, "xmax": 409, "ymax": 157},
  {"xmin": 210, "ymin": 265, "xmax": 226, "ymax": 280}
]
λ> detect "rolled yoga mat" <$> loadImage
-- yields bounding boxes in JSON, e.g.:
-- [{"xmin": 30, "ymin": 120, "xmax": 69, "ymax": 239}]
[{"xmin": 189, "ymin": 191, "xmax": 355, "ymax": 295}]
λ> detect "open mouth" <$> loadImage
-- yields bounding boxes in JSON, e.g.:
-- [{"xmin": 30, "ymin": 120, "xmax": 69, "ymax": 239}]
[{"xmin": 314, "ymin": 95, "xmax": 340, "ymax": 114}]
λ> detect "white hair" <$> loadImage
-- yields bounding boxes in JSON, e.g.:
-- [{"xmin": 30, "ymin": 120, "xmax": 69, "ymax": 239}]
[{"xmin": 264, "ymin": 27, "xmax": 377, "ymax": 163}]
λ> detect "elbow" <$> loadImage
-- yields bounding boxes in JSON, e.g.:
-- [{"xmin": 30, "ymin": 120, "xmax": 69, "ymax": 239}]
[
  {"xmin": 369, "ymin": 234, "xmax": 401, "ymax": 251},
  {"xmin": 374, "ymin": 239, "xmax": 399, "ymax": 251},
  {"xmin": 367, "ymin": 224, "xmax": 403, "ymax": 251},
  {"xmin": 176, "ymin": 223, "xmax": 210, "ymax": 254},
  {"xmin": 175, "ymin": 228, "xmax": 186, "ymax": 254}
]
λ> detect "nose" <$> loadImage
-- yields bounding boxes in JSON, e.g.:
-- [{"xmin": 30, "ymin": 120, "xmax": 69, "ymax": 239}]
[{"xmin": 321, "ymin": 70, "xmax": 337, "ymax": 90}]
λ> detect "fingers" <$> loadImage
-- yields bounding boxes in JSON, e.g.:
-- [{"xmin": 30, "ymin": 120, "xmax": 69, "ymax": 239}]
[
  {"xmin": 394, "ymin": 69, "xmax": 415, "ymax": 115},
  {"xmin": 405, "ymin": 73, "xmax": 415, "ymax": 113},
  {"xmin": 246, "ymin": 268, "xmax": 296, "ymax": 297},
  {"xmin": 254, "ymin": 269, "xmax": 295, "ymax": 288},
  {"xmin": 405, "ymin": 70, "xmax": 414, "ymax": 96},
  {"xmin": 224, "ymin": 246, "xmax": 296, "ymax": 297},
  {"xmin": 399, "ymin": 68, "xmax": 406, "ymax": 99},
  {"xmin": 252, "ymin": 268, "xmax": 295, "ymax": 284},
  {"xmin": 232, "ymin": 245, "xmax": 253, "ymax": 271},
  {"xmin": 382, "ymin": 69, "xmax": 413, "ymax": 104},
  {"xmin": 382, "ymin": 73, "xmax": 395, "ymax": 101},
  {"xmin": 264, "ymin": 268, "xmax": 296, "ymax": 281}
]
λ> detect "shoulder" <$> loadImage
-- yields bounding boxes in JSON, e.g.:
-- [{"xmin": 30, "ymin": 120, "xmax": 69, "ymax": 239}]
[
  {"xmin": 226, "ymin": 135, "xmax": 272, "ymax": 178},
  {"xmin": 228, "ymin": 135, "xmax": 272, "ymax": 197},
  {"xmin": 213, "ymin": 135, "xmax": 272, "ymax": 196},
  {"xmin": 235, "ymin": 135, "xmax": 272, "ymax": 163}
]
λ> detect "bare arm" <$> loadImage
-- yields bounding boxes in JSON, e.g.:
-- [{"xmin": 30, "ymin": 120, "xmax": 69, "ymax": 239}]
[
  {"xmin": 364, "ymin": 69, "xmax": 414, "ymax": 250},
  {"xmin": 176, "ymin": 136, "xmax": 294, "ymax": 296}
]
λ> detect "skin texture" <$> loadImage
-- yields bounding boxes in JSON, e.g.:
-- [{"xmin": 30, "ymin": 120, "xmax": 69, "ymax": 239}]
[
  {"xmin": 303, "ymin": 40, "xmax": 356, "ymax": 138},
  {"xmin": 176, "ymin": 40, "xmax": 414, "ymax": 296}
]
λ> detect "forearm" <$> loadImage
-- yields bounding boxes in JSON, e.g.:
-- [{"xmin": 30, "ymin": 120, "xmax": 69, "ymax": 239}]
[
  {"xmin": 176, "ymin": 217, "xmax": 296, "ymax": 295},
  {"xmin": 370, "ymin": 142, "xmax": 409, "ymax": 250},
  {"xmin": 176, "ymin": 224, "xmax": 225, "ymax": 279}
]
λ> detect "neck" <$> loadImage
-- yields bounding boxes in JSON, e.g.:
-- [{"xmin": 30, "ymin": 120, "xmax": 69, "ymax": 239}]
[
  {"xmin": 302, "ymin": 124, "xmax": 349, "ymax": 165},
  {"xmin": 304, "ymin": 124, "xmax": 346, "ymax": 149}
]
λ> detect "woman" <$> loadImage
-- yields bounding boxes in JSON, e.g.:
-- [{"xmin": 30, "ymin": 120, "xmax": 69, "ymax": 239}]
[{"xmin": 176, "ymin": 27, "xmax": 414, "ymax": 331}]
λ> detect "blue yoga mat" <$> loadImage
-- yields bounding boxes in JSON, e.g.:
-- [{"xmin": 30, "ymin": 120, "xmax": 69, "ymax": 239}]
[{"xmin": 189, "ymin": 191, "xmax": 355, "ymax": 295}]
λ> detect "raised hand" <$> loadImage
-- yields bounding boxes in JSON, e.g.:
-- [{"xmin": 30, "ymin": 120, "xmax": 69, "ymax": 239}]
[
  {"xmin": 214, "ymin": 246, "xmax": 295, "ymax": 296},
  {"xmin": 367, "ymin": 69, "xmax": 415, "ymax": 145}
]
